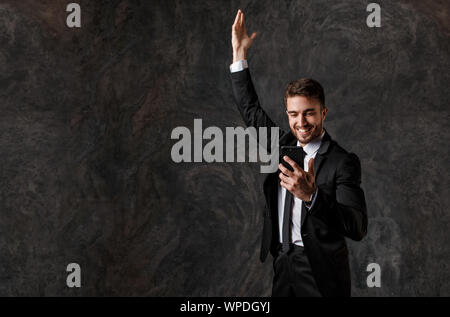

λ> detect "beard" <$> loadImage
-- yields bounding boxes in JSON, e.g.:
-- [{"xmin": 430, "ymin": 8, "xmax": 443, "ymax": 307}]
[{"xmin": 291, "ymin": 121, "xmax": 323, "ymax": 145}]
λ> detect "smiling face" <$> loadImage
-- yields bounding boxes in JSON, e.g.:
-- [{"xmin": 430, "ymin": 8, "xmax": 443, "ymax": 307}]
[{"xmin": 286, "ymin": 96, "xmax": 328, "ymax": 146}]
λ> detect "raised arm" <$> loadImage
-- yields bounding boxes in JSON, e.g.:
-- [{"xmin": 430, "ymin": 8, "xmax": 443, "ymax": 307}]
[{"xmin": 230, "ymin": 10, "xmax": 285, "ymax": 144}]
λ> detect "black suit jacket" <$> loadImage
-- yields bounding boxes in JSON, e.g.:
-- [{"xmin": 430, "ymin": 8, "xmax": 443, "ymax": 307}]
[{"xmin": 231, "ymin": 68, "xmax": 368, "ymax": 297}]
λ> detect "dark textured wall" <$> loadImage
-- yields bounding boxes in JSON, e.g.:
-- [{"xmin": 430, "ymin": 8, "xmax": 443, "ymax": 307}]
[{"xmin": 0, "ymin": 0, "xmax": 448, "ymax": 296}]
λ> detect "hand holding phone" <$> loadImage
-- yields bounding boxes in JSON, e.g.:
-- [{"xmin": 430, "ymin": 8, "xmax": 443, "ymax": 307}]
[{"xmin": 279, "ymin": 146, "xmax": 316, "ymax": 202}]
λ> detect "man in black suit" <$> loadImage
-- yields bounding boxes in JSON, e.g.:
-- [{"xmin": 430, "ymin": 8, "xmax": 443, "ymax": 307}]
[{"xmin": 230, "ymin": 10, "xmax": 368, "ymax": 297}]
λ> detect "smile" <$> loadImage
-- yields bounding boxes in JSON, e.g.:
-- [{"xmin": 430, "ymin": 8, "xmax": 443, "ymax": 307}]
[{"xmin": 297, "ymin": 127, "xmax": 312, "ymax": 134}]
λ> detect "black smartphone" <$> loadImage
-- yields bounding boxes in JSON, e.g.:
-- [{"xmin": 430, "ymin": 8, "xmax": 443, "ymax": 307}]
[{"xmin": 280, "ymin": 146, "xmax": 304, "ymax": 172}]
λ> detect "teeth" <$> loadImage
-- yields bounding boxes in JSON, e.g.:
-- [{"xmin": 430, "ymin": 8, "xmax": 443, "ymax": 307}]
[{"xmin": 298, "ymin": 128, "xmax": 311, "ymax": 133}]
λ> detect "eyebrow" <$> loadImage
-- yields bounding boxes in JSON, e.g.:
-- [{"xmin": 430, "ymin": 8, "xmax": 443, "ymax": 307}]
[{"xmin": 287, "ymin": 108, "xmax": 316, "ymax": 114}]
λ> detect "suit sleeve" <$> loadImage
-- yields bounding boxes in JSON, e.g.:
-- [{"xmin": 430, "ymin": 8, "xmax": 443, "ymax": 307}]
[
  {"xmin": 230, "ymin": 68, "xmax": 286, "ymax": 148},
  {"xmin": 310, "ymin": 153, "xmax": 368, "ymax": 241}
]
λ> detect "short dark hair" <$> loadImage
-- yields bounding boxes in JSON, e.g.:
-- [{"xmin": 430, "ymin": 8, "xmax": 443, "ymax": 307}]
[{"xmin": 284, "ymin": 78, "xmax": 325, "ymax": 108}]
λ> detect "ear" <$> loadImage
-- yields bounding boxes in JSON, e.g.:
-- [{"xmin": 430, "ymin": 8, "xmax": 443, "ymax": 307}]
[{"xmin": 322, "ymin": 106, "xmax": 328, "ymax": 120}]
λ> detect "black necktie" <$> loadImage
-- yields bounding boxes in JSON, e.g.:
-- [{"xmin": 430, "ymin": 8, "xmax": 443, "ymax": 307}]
[{"xmin": 281, "ymin": 147, "xmax": 306, "ymax": 253}]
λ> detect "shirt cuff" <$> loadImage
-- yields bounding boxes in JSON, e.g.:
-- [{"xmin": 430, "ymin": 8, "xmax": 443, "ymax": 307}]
[{"xmin": 229, "ymin": 59, "xmax": 248, "ymax": 73}]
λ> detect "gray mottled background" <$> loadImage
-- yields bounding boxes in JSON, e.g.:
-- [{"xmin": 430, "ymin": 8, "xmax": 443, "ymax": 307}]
[{"xmin": 0, "ymin": 0, "xmax": 449, "ymax": 296}]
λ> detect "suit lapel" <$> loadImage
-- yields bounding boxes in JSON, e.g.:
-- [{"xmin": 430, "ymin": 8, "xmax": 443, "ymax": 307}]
[
  {"xmin": 311, "ymin": 130, "xmax": 332, "ymax": 177},
  {"xmin": 300, "ymin": 130, "xmax": 332, "ymax": 227}
]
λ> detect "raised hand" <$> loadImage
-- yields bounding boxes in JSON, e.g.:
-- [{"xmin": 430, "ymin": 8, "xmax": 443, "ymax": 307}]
[
  {"xmin": 278, "ymin": 156, "xmax": 317, "ymax": 202},
  {"xmin": 231, "ymin": 9, "xmax": 258, "ymax": 63}
]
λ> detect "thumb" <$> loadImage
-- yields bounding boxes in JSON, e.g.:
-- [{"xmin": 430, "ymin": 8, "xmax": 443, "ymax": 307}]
[
  {"xmin": 308, "ymin": 158, "xmax": 315, "ymax": 175},
  {"xmin": 250, "ymin": 32, "xmax": 258, "ymax": 40}
]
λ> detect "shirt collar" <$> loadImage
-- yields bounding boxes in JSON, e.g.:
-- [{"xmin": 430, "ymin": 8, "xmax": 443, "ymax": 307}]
[{"xmin": 297, "ymin": 130, "xmax": 325, "ymax": 156}]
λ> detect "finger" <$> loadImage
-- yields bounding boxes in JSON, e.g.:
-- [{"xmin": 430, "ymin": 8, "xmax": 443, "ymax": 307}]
[
  {"xmin": 278, "ymin": 163, "xmax": 293, "ymax": 177},
  {"xmin": 280, "ymin": 180, "xmax": 291, "ymax": 191},
  {"xmin": 250, "ymin": 32, "xmax": 257, "ymax": 40},
  {"xmin": 241, "ymin": 11, "xmax": 245, "ymax": 27},
  {"xmin": 279, "ymin": 172, "xmax": 293, "ymax": 185},
  {"xmin": 233, "ymin": 10, "xmax": 240, "ymax": 26},
  {"xmin": 308, "ymin": 158, "xmax": 315, "ymax": 175},
  {"xmin": 283, "ymin": 156, "xmax": 302, "ymax": 173},
  {"xmin": 234, "ymin": 11, "xmax": 242, "ymax": 31}
]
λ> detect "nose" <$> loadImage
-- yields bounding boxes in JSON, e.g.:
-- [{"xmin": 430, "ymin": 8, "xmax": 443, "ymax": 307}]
[{"xmin": 298, "ymin": 114, "xmax": 307, "ymax": 127}]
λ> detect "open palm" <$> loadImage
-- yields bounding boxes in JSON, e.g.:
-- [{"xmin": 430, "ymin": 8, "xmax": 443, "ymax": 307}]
[{"xmin": 232, "ymin": 10, "xmax": 257, "ymax": 61}]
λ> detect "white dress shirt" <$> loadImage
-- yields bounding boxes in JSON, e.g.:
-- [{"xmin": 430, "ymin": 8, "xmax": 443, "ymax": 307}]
[
  {"xmin": 230, "ymin": 59, "xmax": 324, "ymax": 246},
  {"xmin": 277, "ymin": 134, "xmax": 324, "ymax": 246}
]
